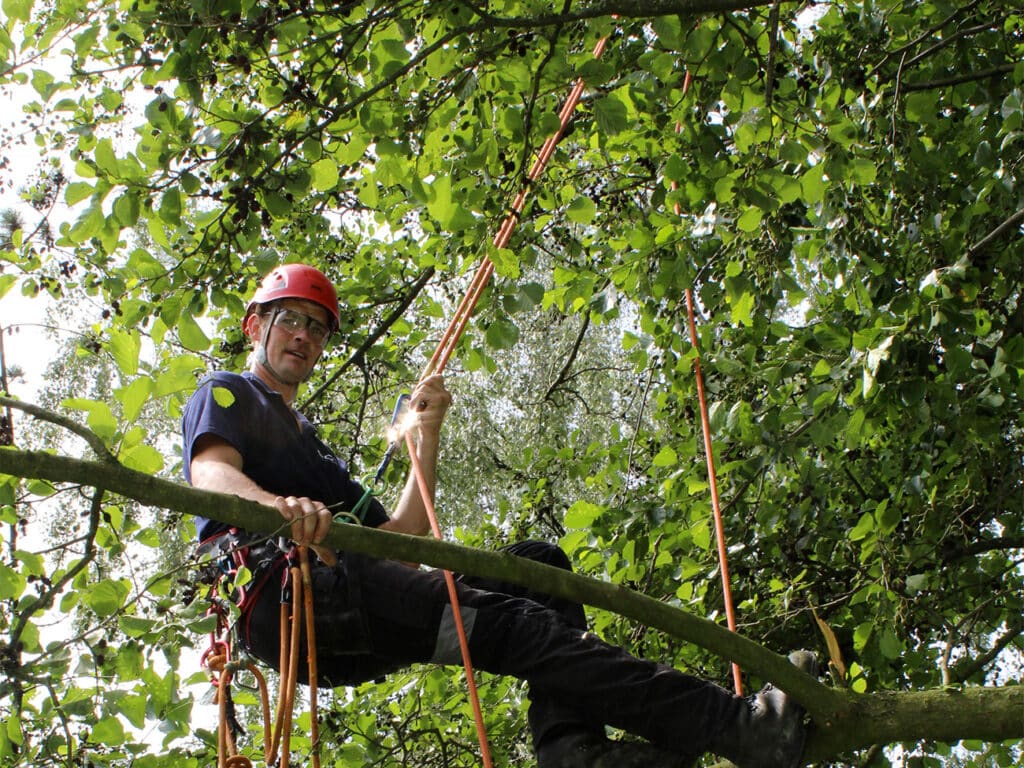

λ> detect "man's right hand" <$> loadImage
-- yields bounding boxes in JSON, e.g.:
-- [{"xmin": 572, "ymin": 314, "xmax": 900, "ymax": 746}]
[{"xmin": 275, "ymin": 495, "xmax": 338, "ymax": 566}]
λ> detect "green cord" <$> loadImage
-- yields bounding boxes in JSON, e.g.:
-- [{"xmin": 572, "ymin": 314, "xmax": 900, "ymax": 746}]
[{"xmin": 346, "ymin": 485, "xmax": 375, "ymax": 524}]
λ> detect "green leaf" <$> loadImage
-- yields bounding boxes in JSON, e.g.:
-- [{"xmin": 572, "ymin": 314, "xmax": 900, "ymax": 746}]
[
  {"xmin": 212, "ymin": 386, "xmax": 235, "ymax": 407},
  {"xmin": 566, "ymin": 196, "xmax": 597, "ymax": 225},
  {"xmin": 728, "ymin": 291, "xmax": 755, "ymax": 327},
  {"xmin": 310, "ymin": 158, "xmax": 340, "ymax": 192},
  {"xmin": 63, "ymin": 397, "xmax": 118, "ymax": 442},
  {"xmin": 0, "ymin": 563, "xmax": 26, "ymax": 601},
  {"xmin": 652, "ymin": 445, "xmax": 677, "ymax": 467},
  {"xmin": 94, "ymin": 138, "xmax": 118, "ymax": 175},
  {"xmin": 84, "ymin": 578, "xmax": 130, "ymax": 617},
  {"xmin": 65, "ymin": 181, "xmax": 94, "ymax": 205},
  {"xmin": 849, "ymin": 512, "xmax": 875, "ymax": 542},
  {"xmin": 177, "ymin": 311, "xmax": 211, "ymax": 351},
  {"xmin": 563, "ymin": 500, "xmax": 603, "ymax": 529},
  {"xmin": 89, "ymin": 717, "xmax": 125, "ymax": 747},
  {"xmin": 875, "ymin": 498, "xmax": 900, "ymax": 534},
  {"xmin": 120, "ymin": 443, "xmax": 165, "ymax": 474},
  {"xmin": 848, "ymin": 158, "xmax": 877, "ymax": 185},
  {"xmin": 155, "ymin": 355, "xmax": 203, "ymax": 396},
  {"xmin": 485, "ymin": 318, "xmax": 519, "ymax": 350},
  {"xmin": 113, "ymin": 191, "xmax": 141, "ymax": 227},
  {"xmin": 845, "ymin": 408, "xmax": 866, "ymax": 449},
  {"xmin": 120, "ymin": 615, "xmax": 157, "ymax": 637},
  {"xmin": 2, "ymin": 0, "xmax": 32, "ymax": 23},
  {"xmin": 905, "ymin": 92, "xmax": 937, "ymax": 124},
  {"xmin": 6, "ymin": 716, "xmax": 22, "ymax": 747},
  {"xmin": 158, "ymin": 187, "xmax": 182, "ymax": 224},
  {"xmin": 878, "ymin": 628, "xmax": 902, "ymax": 659},
  {"xmin": 736, "ymin": 207, "xmax": 762, "ymax": 232},
  {"xmin": 594, "ymin": 93, "xmax": 629, "ymax": 135},
  {"xmin": 117, "ymin": 694, "xmax": 148, "ymax": 729},
  {"xmin": 108, "ymin": 329, "xmax": 141, "ymax": 376},
  {"xmin": 115, "ymin": 377, "xmax": 154, "ymax": 422}
]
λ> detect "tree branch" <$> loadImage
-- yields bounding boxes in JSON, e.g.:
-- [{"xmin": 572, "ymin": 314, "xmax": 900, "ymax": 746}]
[
  {"xmin": 0, "ymin": 443, "xmax": 841, "ymax": 717},
  {"xmin": 300, "ymin": 266, "xmax": 436, "ymax": 408},
  {"xmin": 9, "ymin": 485, "xmax": 103, "ymax": 652},
  {"xmin": 544, "ymin": 312, "xmax": 591, "ymax": 402},
  {"xmin": 967, "ymin": 208, "xmax": 1024, "ymax": 261},
  {"xmin": 0, "ymin": 396, "xmax": 116, "ymax": 462},
  {"xmin": 901, "ymin": 63, "xmax": 1018, "ymax": 92},
  {"xmin": 949, "ymin": 619, "xmax": 1024, "ymax": 684},
  {"xmin": 2, "ymin": 445, "xmax": 1023, "ymax": 749},
  {"xmin": 943, "ymin": 534, "xmax": 1024, "ymax": 561}
]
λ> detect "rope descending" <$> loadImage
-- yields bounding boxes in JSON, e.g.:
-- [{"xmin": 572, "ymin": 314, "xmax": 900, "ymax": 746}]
[{"xmin": 202, "ymin": 544, "xmax": 320, "ymax": 768}]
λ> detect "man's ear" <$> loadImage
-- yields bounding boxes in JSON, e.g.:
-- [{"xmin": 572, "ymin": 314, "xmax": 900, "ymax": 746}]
[{"xmin": 243, "ymin": 312, "xmax": 263, "ymax": 342}]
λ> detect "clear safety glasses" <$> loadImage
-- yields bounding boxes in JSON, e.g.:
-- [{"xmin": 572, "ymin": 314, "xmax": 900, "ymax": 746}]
[{"xmin": 264, "ymin": 308, "xmax": 331, "ymax": 345}]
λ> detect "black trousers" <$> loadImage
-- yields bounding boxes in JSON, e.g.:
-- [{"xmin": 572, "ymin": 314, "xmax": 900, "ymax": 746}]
[{"xmin": 239, "ymin": 541, "xmax": 742, "ymax": 758}]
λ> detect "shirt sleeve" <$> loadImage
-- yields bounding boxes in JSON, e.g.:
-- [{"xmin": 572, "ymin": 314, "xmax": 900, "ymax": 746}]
[{"xmin": 181, "ymin": 373, "xmax": 253, "ymax": 485}]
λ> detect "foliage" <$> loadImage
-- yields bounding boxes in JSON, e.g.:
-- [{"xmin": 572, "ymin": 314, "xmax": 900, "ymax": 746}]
[{"xmin": 0, "ymin": 0, "xmax": 1021, "ymax": 766}]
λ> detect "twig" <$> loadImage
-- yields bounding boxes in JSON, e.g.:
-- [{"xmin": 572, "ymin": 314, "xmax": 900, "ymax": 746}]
[
  {"xmin": 9, "ymin": 487, "xmax": 104, "ymax": 651},
  {"xmin": 0, "ymin": 396, "xmax": 115, "ymax": 462},
  {"xmin": 901, "ymin": 63, "xmax": 1018, "ymax": 92},
  {"xmin": 966, "ymin": 208, "xmax": 1024, "ymax": 260}
]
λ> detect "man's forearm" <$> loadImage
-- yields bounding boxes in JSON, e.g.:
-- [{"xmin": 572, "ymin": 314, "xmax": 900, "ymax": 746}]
[
  {"xmin": 383, "ymin": 432, "xmax": 440, "ymax": 537},
  {"xmin": 191, "ymin": 459, "xmax": 279, "ymax": 508}
]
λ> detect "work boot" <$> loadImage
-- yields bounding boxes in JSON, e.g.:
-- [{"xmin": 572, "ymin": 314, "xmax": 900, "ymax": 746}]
[
  {"xmin": 709, "ymin": 650, "xmax": 818, "ymax": 768},
  {"xmin": 537, "ymin": 732, "xmax": 692, "ymax": 768}
]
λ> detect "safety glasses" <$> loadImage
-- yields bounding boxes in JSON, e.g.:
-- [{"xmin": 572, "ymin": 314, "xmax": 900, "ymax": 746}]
[{"xmin": 264, "ymin": 308, "xmax": 331, "ymax": 345}]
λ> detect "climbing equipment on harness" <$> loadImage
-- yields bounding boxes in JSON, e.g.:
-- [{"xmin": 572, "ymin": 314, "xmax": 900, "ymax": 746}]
[{"xmin": 199, "ymin": 532, "xmax": 322, "ymax": 768}]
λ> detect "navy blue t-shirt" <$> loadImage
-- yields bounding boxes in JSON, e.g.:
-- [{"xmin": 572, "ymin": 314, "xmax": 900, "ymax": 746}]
[{"xmin": 182, "ymin": 371, "xmax": 388, "ymax": 541}]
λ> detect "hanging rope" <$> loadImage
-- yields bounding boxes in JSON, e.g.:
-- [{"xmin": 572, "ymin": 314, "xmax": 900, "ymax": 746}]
[
  {"xmin": 422, "ymin": 34, "xmax": 613, "ymax": 381},
  {"xmin": 403, "ymin": 32, "xmax": 615, "ymax": 768},
  {"xmin": 671, "ymin": 71, "xmax": 742, "ymax": 696},
  {"xmin": 203, "ymin": 544, "xmax": 321, "ymax": 768}
]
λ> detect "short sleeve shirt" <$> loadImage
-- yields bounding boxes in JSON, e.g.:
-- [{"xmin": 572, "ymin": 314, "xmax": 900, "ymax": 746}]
[{"xmin": 182, "ymin": 371, "xmax": 388, "ymax": 541}]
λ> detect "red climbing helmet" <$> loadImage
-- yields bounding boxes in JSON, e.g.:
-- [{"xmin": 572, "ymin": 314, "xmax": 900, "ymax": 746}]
[{"xmin": 245, "ymin": 263, "xmax": 340, "ymax": 331}]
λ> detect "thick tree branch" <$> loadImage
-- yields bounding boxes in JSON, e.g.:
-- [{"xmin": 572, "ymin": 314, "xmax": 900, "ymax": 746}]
[
  {"xmin": 2, "ymin": 444, "xmax": 1023, "ymax": 752},
  {"xmin": 943, "ymin": 534, "xmax": 1024, "ymax": 562},
  {"xmin": 461, "ymin": 0, "xmax": 775, "ymax": 27},
  {"xmin": 0, "ymin": 444, "xmax": 842, "ymax": 720}
]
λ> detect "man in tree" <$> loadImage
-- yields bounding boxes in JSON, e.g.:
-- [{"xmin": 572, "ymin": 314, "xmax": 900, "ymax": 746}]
[{"xmin": 182, "ymin": 262, "xmax": 817, "ymax": 768}]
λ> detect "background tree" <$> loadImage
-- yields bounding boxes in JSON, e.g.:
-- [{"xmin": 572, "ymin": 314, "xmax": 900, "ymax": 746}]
[{"xmin": 0, "ymin": 1, "xmax": 1020, "ymax": 766}]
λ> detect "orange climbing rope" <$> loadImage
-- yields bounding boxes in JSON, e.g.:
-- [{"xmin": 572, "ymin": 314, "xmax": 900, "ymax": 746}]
[
  {"xmin": 409, "ymin": 32, "xmax": 615, "ymax": 768},
  {"xmin": 423, "ymin": 34, "xmax": 613, "ymax": 380},
  {"xmin": 204, "ymin": 544, "xmax": 321, "ymax": 768},
  {"xmin": 671, "ymin": 70, "xmax": 742, "ymax": 696}
]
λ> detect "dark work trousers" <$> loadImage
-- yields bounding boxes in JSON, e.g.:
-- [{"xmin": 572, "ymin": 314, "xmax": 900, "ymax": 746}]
[{"xmin": 239, "ymin": 541, "xmax": 742, "ymax": 759}]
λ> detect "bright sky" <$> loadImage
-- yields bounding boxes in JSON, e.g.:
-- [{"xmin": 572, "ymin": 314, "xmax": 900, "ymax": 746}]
[{"xmin": 0, "ymin": 77, "xmax": 60, "ymax": 403}]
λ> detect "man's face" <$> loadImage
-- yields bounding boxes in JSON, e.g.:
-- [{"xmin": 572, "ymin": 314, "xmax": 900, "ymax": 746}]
[{"xmin": 250, "ymin": 298, "xmax": 331, "ymax": 385}]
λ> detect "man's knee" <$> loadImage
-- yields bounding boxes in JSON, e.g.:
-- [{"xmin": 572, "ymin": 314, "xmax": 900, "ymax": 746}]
[{"xmin": 504, "ymin": 540, "xmax": 573, "ymax": 571}]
